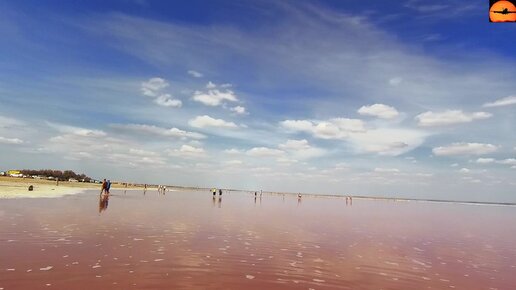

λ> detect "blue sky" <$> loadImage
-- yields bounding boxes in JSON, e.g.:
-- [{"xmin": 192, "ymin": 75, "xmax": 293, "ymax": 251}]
[{"xmin": 0, "ymin": 0, "xmax": 515, "ymax": 201}]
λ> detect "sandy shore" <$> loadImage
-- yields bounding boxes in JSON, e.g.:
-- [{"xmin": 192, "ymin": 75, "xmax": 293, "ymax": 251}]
[
  {"xmin": 0, "ymin": 182, "xmax": 86, "ymax": 198},
  {"xmin": 0, "ymin": 176, "xmax": 97, "ymax": 198},
  {"xmin": 0, "ymin": 176, "xmax": 190, "ymax": 198}
]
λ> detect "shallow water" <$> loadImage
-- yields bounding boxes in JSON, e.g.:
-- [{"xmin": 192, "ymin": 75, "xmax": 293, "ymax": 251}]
[{"xmin": 1, "ymin": 190, "xmax": 516, "ymax": 289}]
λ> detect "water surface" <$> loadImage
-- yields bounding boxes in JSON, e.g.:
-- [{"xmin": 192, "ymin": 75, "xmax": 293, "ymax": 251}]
[{"xmin": 1, "ymin": 190, "xmax": 515, "ymax": 289}]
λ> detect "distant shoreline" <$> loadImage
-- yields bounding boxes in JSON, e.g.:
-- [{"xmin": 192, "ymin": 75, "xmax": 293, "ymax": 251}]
[
  {"xmin": 1, "ymin": 176, "xmax": 515, "ymax": 206},
  {"xmin": 228, "ymin": 190, "xmax": 516, "ymax": 207}
]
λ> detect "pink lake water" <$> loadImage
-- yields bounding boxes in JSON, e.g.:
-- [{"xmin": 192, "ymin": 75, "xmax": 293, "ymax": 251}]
[{"xmin": 1, "ymin": 190, "xmax": 516, "ymax": 289}]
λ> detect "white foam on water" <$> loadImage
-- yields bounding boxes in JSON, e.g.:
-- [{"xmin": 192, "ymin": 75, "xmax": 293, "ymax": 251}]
[
  {"xmin": 40, "ymin": 266, "xmax": 53, "ymax": 271},
  {"xmin": 246, "ymin": 274, "xmax": 255, "ymax": 279}
]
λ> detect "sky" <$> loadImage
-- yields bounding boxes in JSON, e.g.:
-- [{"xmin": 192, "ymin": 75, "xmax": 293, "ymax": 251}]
[{"xmin": 0, "ymin": 0, "xmax": 515, "ymax": 202}]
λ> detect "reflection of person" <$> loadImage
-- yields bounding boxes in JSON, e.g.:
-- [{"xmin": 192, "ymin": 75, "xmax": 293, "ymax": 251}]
[{"xmin": 99, "ymin": 193, "xmax": 109, "ymax": 213}]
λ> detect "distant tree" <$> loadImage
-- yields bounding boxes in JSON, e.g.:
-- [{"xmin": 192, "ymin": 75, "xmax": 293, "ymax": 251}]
[{"xmin": 20, "ymin": 169, "xmax": 93, "ymax": 182}]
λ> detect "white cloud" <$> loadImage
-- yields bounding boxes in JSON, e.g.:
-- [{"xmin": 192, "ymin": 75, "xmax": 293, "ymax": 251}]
[
  {"xmin": 415, "ymin": 173, "xmax": 434, "ymax": 177},
  {"xmin": 246, "ymin": 147, "xmax": 284, "ymax": 157},
  {"xmin": 281, "ymin": 118, "xmax": 365, "ymax": 139},
  {"xmin": 167, "ymin": 144, "xmax": 205, "ymax": 158},
  {"xmin": 459, "ymin": 168, "xmax": 470, "ymax": 173},
  {"xmin": 278, "ymin": 139, "xmax": 326, "ymax": 159},
  {"xmin": 111, "ymin": 124, "xmax": 205, "ymax": 139},
  {"xmin": 278, "ymin": 139, "xmax": 310, "ymax": 150},
  {"xmin": 348, "ymin": 128, "xmax": 425, "ymax": 156},
  {"xmin": 42, "ymin": 128, "xmax": 169, "ymax": 166},
  {"xmin": 388, "ymin": 77, "xmax": 403, "ymax": 86},
  {"xmin": 0, "ymin": 136, "xmax": 24, "ymax": 144},
  {"xmin": 206, "ymin": 81, "xmax": 217, "ymax": 89},
  {"xmin": 483, "ymin": 96, "xmax": 516, "ymax": 108},
  {"xmin": 188, "ymin": 115, "xmax": 238, "ymax": 129},
  {"xmin": 192, "ymin": 88, "xmax": 238, "ymax": 106},
  {"xmin": 0, "ymin": 116, "xmax": 24, "ymax": 128},
  {"xmin": 415, "ymin": 110, "xmax": 491, "ymax": 127},
  {"xmin": 140, "ymin": 77, "xmax": 181, "ymax": 108},
  {"xmin": 451, "ymin": 163, "xmax": 459, "ymax": 167},
  {"xmin": 47, "ymin": 122, "xmax": 106, "ymax": 137},
  {"xmin": 225, "ymin": 160, "xmax": 243, "ymax": 166},
  {"xmin": 374, "ymin": 168, "xmax": 399, "ymax": 173},
  {"xmin": 282, "ymin": 118, "xmax": 423, "ymax": 156},
  {"xmin": 476, "ymin": 158, "xmax": 495, "ymax": 164},
  {"xmin": 358, "ymin": 104, "xmax": 399, "ymax": 119},
  {"xmin": 154, "ymin": 94, "xmax": 182, "ymax": 107},
  {"xmin": 223, "ymin": 148, "xmax": 242, "ymax": 154},
  {"xmin": 129, "ymin": 148, "xmax": 158, "ymax": 157},
  {"xmin": 141, "ymin": 77, "xmax": 169, "ymax": 97},
  {"xmin": 230, "ymin": 106, "xmax": 247, "ymax": 115},
  {"xmin": 281, "ymin": 120, "xmax": 316, "ymax": 132},
  {"xmin": 276, "ymin": 157, "xmax": 298, "ymax": 164},
  {"xmin": 187, "ymin": 70, "xmax": 203, "ymax": 78},
  {"xmin": 498, "ymin": 158, "xmax": 516, "ymax": 166},
  {"xmin": 292, "ymin": 147, "xmax": 327, "ymax": 159},
  {"xmin": 433, "ymin": 143, "xmax": 499, "ymax": 156}
]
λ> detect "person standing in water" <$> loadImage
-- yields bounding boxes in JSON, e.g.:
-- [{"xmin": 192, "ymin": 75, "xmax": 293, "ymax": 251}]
[
  {"xmin": 219, "ymin": 189, "xmax": 222, "ymax": 196},
  {"xmin": 106, "ymin": 180, "xmax": 111, "ymax": 194},
  {"xmin": 100, "ymin": 179, "xmax": 107, "ymax": 195}
]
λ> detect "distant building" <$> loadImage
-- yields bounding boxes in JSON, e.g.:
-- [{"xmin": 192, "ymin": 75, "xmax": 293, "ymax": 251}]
[
  {"xmin": 7, "ymin": 170, "xmax": 22, "ymax": 177},
  {"xmin": 68, "ymin": 178, "xmax": 79, "ymax": 182}
]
